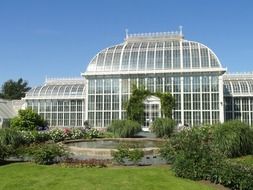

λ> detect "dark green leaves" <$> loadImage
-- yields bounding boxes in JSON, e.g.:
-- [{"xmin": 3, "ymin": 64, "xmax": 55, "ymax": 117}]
[{"xmin": 0, "ymin": 78, "xmax": 31, "ymax": 100}]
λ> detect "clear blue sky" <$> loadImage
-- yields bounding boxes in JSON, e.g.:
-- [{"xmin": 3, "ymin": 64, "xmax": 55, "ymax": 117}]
[{"xmin": 1, "ymin": 0, "xmax": 253, "ymax": 87}]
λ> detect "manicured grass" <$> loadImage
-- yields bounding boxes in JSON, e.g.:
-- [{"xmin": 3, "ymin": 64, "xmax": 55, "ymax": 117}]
[{"xmin": 0, "ymin": 163, "xmax": 217, "ymax": 190}]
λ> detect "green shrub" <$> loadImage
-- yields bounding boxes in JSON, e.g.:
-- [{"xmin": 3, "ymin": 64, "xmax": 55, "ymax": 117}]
[
  {"xmin": 26, "ymin": 143, "xmax": 68, "ymax": 165},
  {"xmin": 107, "ymin": 120, "xmax": 141, "ymax": 138},
  {"xmin": 19, "ymin": 130, "xmax": 35, "ymax": 144},
  {"xmin": 159, "ymin": 140, "xmax": 177, "ymax": 164},
  {"xmin": 210, "ymin": 160, "xmax": 253, "ymax": 190},
  {"xmin": 0, "ymin": 128, "xmax": 29, "ymax": 159},
  {"xmin": 160, "ymin": 121, "xmax": 253, "ymax": 189},
  {"xmin": 162, "ymin": 126, "xmax": 224, "ymax": 180},
  {"xmin": 10, "ymin": 108, "xmax": 47, "ymax": 131},
  {"xmin": 212, "ymin": 120, "xmax": 253, "ymax": 157},
  {"xmin": 0, "ymin": 143, "xmax": 9, "ymax": 161},
  {"xmin": 86, "ymin": 128, "xmax": 100, "ymax": 138},
  {"xmin": 2, "ymin": 119, "xmax": 10, "ymax": 128},
  {"xmin": 112, "ymin": 143, "xmax": 144, "ymax": 165},
  {"xmin": 128, "ymin": 148, "xmax": 144, "ymax": 165},
  {"xmin": 18, "ymin": 130, "xmax": 51, "ymax": 144},
  {"xmin": 49, "ymin": 128, "xmax": 66, "ymax": 142},
  {"xmin": 0, "ymin": 128, "xmax": 25, "ymax": 148},
  {"xmin": 48, "ymin": 127, "xmax": 100, "ymax": 142},
  {"xmin": 99, "ymin": 131, "xmax": 114, "ymax": 138},
  {"xmin": 111, "ymin": 143, "xmax": 130, "ymax": 164},
  {"xmin": 151, "ymin": 118, "xmax": 176, "ymax": 138},
  {"xmin": 33, "ymin": 131, "xmax": 51, "ymax": 143},
  {"xmin": 68, "ymin": 128, "xmax": 83, "ymax": 139}
]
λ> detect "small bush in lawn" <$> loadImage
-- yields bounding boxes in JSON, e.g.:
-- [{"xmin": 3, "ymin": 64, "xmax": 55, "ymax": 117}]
[
  {"xmin": 107, "ymin": 120, "xmax": 141, "ymax": 138},
  {"xmin": 212, "ymin": 120, "xmax": 253, "ymax": 158},
  {"xmin": 26, "ymin": 143, "xmax": 68, "ymax": 165},
  {"xmin": 151, "ymin": 118, "xmax": 176, "ymax": 138}
]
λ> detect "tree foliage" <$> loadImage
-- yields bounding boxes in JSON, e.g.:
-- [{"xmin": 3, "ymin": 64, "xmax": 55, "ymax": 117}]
[
  {"xmin": 10, "ymin": 108, "xmax": 47, "ymax": 131},
  {"xmin": 0, "ymin": 78, "xmax": 31, "ymax": 100}
]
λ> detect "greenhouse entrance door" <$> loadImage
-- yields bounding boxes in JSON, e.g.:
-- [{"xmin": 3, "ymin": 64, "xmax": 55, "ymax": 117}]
[{"xmin": 142, "ymin": 96, "xmax": 161, "ymax": 131}]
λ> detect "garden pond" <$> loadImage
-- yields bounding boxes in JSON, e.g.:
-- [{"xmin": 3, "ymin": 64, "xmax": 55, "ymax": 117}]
[{"xmin": 65, "ymin": 138, "xmax": 167, "ymax": 165}]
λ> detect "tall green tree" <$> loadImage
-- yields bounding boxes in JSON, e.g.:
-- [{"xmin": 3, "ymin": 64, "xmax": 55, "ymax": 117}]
[{"xmin": 0, "ymin": 78, "xmax": 31, "ymax": 100}]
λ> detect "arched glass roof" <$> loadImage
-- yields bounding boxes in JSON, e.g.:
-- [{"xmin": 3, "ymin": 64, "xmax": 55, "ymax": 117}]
[
  {"xmin": 85, "ymin": 33, "xmax": 222, "ymax": 74},
  {"xmin": 26, "ymin": 84, "xmax": 85, "ymax": 98},
  {"xmin": 25, "ymin": 78, "xmax": 86, "ymax": 99},
  {"xmin": 223, "ymin": 80, "xmax": 253, "ymax": 95}
]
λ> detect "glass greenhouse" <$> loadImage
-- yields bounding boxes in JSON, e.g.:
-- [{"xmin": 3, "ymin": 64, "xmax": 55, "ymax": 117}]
[
  {"xmin": 23, "ymin": 30, "xmax": 253, "ymax": 128},
  {"xmin": 224, "ymin": 74, "xmax": 253, "ymax": 125},
  {"xmin": 25, "ymin": 78, "xmax": 85, "ymax": 127}
]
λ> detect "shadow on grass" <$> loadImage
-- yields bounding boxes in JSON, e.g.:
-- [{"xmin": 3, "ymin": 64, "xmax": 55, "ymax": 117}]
[{"xmin": 0, "ymin": 160, "xmax": 25, "ymax": 166}]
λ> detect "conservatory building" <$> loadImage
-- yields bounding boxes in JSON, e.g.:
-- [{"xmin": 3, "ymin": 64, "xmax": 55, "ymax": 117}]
[
  {"xmin": 24, "ymin": 78, "xmax": 85, "ymax": 127},
  {"xmin": 23, "ymin": 30, "xmax": 253, "ymax": 128},
  {"xmin": 83, "ymin": 31, "xmax": 226, "ymax": 128}
]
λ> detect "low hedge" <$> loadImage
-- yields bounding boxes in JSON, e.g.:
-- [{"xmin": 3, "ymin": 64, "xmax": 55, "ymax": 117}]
[{"xmin": 210, "ymin": 160, "xmax": 253, "ymax": 190}]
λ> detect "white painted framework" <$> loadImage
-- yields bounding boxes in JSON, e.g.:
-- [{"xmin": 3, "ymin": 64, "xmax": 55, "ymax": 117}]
[
  {"xmin": 24, "ymin": 31, "xmax": 253, "ymax": 128},
  {"xmin": 223, "ymin": 73, "xmax": 253, "ymax": 125},
  {"xmin": 24, "ymin": 78, "xmax": 86, "ymax": 127},
  {"xmin": 83, "ymin": 31, "xmax": 226, "ymax": 127}
]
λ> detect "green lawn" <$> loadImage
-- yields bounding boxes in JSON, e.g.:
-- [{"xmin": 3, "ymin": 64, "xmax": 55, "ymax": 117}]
[{"xmin": 0, "ymin": 163, "xmax": 218, "ymax": 190}]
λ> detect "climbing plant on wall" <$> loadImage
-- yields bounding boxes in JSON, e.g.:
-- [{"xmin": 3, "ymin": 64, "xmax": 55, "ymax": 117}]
[
  {"xmin": 124, "ymin": 85, "xmax": 175, "ymax": 124},
  {"xmin": 124, "ymin": 84, "xmax": 150, "ymax": 124},
  {"xmin": 155, "ymin": 92, "xmax": 175, "ymax": 119}
]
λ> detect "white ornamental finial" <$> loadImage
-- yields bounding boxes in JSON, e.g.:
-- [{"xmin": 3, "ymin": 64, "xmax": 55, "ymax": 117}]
[
  {"xmin": 179, "ymin": 25, "xmax": 183, "ymax": 35},
  {"xmin": 125, "ymin": 29, "xmax": 129, "ymax": 38}
]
